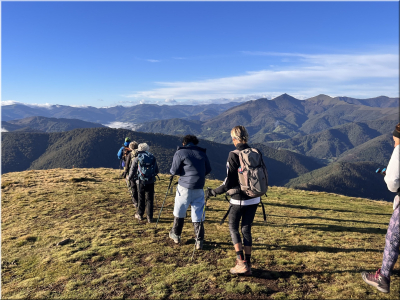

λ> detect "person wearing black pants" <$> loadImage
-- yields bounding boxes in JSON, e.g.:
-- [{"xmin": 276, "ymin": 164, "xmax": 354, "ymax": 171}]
[
  {"xmin": 206, "ymin": 125, "xmax": 260, "ymax": 275},
  {"xmin": 128, "ymin": 143, "xmax": 159, "ymax": 223}
]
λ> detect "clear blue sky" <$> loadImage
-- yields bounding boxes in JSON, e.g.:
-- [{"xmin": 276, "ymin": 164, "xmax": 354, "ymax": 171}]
[{"xmin": 2, "ymin": 1, "xmax": 399, "ymax": 107}]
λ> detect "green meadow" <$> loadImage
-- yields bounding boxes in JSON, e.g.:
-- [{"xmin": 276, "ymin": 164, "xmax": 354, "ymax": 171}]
[{"xmin": 1, "ymin": 168, "xmax": 399, "ymax": 299}]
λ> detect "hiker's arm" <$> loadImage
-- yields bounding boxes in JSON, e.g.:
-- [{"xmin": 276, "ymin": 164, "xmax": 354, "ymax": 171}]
[
  {"xmin": 214, "ymin": 152, "xmax": 239, "ymax": 195},
  {"xmin": 128, "ymin": 157, "xmax": 138, "ymax": 180},
  {"xmin": 124, "ymin": 154, "xmax": 131, "ymax": 175},
  {"xmin": 155, "ymin": 159, "xmax": 159, "ymax": 175},
  {"xmin": 117, "ymin": 147, "xmax": 123, "ymax": 159},
  {"xmin": 205, "ymin": 155, "xmax": 212, "ymax": 176},
  {"xmin": 385, "ymin": 145, "xmax": 400, "ymax": 193},
  {"xmin": 170, "ymin": 152, "xmax": 182, "ymax": 176}
]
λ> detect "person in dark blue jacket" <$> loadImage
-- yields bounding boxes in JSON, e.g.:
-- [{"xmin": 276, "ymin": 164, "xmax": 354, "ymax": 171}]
[{"xmin": 169, "ymin": 135, "xmax": 212, "ymax": 249}]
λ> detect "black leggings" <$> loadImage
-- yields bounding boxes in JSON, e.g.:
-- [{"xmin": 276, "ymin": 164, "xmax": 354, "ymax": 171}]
[{"xmin": 228, "ymin": 204, "xmax": 258, "ymax": 246}]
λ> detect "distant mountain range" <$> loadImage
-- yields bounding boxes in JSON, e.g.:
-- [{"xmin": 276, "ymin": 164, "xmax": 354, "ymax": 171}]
[
  {"xmin": 1, "ymin": 128, "xmax": 323, "ymax": 187},
  {"xmin": 1, "ymin": 116, "xmax": 105, "ymax": 133},
  {"xmin": 1, "ymin": 102, "xmax": 241, "ymax": 124},
  {"xmin": 137, "ymin": 94, "xmax": 398, "ymax": 144}
]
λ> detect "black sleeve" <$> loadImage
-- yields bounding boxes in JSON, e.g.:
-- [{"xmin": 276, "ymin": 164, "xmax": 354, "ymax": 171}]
[
  {"xmin": 214, "ymin": 152, "xmax": 240, "ymax": 195},
  {"xmin": 124, "ymin": 154, "xmax": 131, "ymax": 172},
  {"xmin": 204, "ymin": 155, "xmax": 212, "ymax": 176},
  {"xmin": 128, "ymin": 157, "xmax": 138, "ymax": 180}
]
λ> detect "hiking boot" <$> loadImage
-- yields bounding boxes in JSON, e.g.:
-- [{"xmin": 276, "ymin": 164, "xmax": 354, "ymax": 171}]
[
  {"xmin": 169, "ymin": 231, "xmax": 181, "ymax": 244},
  {"xmin": 195, "ymin": 240, "xmax": 203, "ymax": 250},
  {"xmin": 134, "ymin": 213, "xmax": 142, "ymax": 221},
  {"xmin": 361, "ymin": 268, "xmax": 390, "ymax": 293},
  {"xmin": 147, "ymin": 216, "xmax": 153, "ymax": 223},
  {"xmin": 230, "ymin": 259, "xmax": 250, "ymax": 275},
  {"xmin": 244, "ymin": 262, "xmax": 252, "ymax": 276}
]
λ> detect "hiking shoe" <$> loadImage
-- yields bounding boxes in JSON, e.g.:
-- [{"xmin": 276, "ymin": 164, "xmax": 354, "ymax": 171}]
[
  {"xmin": 230, "ymin": 259, "xmax": 250, "ymax": 275},
  {"xmin": 147, "ymin": 217, "xmax": 153, "ymax": 223},
  {"xmin": 361, "ymin": 268, "xmax": 390, "ymax": 293},
  {"xmin": 195, "ymin": 240, "xmax": 203, "ymax": 250},
  {"xmin": 169, "ymin": 231, "xmax": 181, "ymax": 244},
  {"xmin": 244, "ymin": 262, "xmax": 252, "ymax": 276},
  {"xmin": 134, "ymin": 213, "xmax": 142, "ymax": 221}
]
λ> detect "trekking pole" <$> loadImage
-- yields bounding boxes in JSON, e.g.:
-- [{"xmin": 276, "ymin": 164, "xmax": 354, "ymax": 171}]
[
  {"xmin": 190, "ymin": 188, "xmax": 211, "ymax": 261},
  {"xmin": 155, "ymin": 175, "xmax": 174, "ymax": 229}
]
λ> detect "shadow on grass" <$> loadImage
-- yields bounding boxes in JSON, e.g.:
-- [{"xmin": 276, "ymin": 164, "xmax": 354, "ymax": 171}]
[
  {"xmin": 269, "ymin": 214, "xmax": 388, "ymax": 226},
  {"xmin": 211, "ymin": 241, "xmax": 381, "ymax": 253},
  {"xmin": 290, "ymin": 224, "xmax": 387, "ymax": 235},
  {"xmin": 266, "ymin": 202, "xmax": 392, "ymax": 216},
  {"xmin": 251, "ymin": 268, "xmax": 379, "ymax": 279},
  {"xmin": 250, "ymin": 221, "xmax": 387, "ymax": 235}
]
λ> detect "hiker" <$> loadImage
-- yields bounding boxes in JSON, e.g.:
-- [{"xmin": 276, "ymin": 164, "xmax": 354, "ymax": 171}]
[
  {"xmin": 122, "ymin": 141, "xmax": 139, "ymax": 207},
  {"xmin": 362, "ymin": 123, "xmax": 400, "ymax": 293},
  {"xmin": 128, "ymin": 143, "xmax": 159, "ymax": 223},
  {"xmin": 169, "ymin": 135, "xmax": 212, "ymax": 250},
  {"xmin": 205, "ymin": 125, "xmax": 268, "ymax": 276},
  {"xmin": 117, "ymin": 137, "xmax": 131, "ymax": 171}
]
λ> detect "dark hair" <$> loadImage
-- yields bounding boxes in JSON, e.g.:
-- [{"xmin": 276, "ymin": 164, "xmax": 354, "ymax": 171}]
[
  {"xmin": 182, "ymin": 135, "xmax": 199, "ymax": 145},
  {"xmin": 393, "ymin": 123, "xmax": 400, "ymax": 138}
]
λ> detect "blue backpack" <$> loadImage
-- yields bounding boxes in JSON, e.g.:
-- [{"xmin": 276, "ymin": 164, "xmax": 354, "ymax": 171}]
[{"xmin": 137, "ymin": 152, "xmax": 157, "ymax": 183}]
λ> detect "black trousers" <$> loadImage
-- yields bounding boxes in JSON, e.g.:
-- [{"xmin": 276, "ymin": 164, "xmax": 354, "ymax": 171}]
[
  {"xmin": 228, "ymin": 203, "xmax": 258, "ymax": 246},
  {"xmin": 129, "ymin": 179, "xmax": 138, "ymax": 205},
  {"xmin": 138, "ymin": 181, "xmax": 154, "ymax": 219}
]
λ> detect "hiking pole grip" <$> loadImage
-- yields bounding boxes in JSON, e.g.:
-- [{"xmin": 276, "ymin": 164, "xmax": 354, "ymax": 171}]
[{"xmin": 155, "ymin": 175, "xmax": 174, "ymax": 229}]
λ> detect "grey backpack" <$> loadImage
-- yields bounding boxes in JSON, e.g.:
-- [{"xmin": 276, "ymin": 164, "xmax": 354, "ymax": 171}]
[{"xmin": 232, "ymin": 148, "xmax": 268, "ymax": 197}]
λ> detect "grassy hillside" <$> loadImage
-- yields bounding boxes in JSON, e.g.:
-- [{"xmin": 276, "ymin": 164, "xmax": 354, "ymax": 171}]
[
  {"xmin": 285, "ymin": 162, "xmax": 395, "ymax": 201},
  {"xmin": 337, "ymin": 134, "xmax": 393, "ymax": 165},
  {"xmin": 2, "ymin": 169, "xmax": 399, "ymax": 299},
  {"xmin": 2, "ymin": 116, "xmax": 106, "ymax": 133},
  {"xmin": 265, "ymin": 121, "xmax": 395, "ymax": 161},
  {"xmin": 1, "ymin": 128, "xmax": 323, "ymax": 186}
]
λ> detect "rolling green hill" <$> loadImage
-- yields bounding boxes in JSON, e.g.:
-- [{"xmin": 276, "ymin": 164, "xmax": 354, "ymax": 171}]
[
  {"xmin": 1, "ymin": 116, "xmax": 105, "ymax": 133},
  {"xmin": 1, "ymin": 169, "xmax": 398, "ymax": 299},
  {"xmin": 285, "ymin": 161, "xmax": 395, "ymax": 201},
  {"xmin": 337, "ymin": 134, "xmax": 394, "ymax": 166},
  {"xmin": 265, "ymin": 121, "xmax": 395, "ymax": 161},
  {"xmin": 1, "ymin": 128, "xmax": 323, "ymax": 186}
]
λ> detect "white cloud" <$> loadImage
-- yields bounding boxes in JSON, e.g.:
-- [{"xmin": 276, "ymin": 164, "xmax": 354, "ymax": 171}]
[
  {"xmin": 165, "ymin": 98, "xmax": 177, "ymax": 104},
  {"xmin": 147, "ymin": 59, "xmax": 160, "ymax": 63},
  {"xmin": 1, "ymin": 100, "xmax": 19, "ymax": 106},
  {"xmin": 124, "ymin": 52, "xmax": 399, "ymax": 101},
  {"xmin": 1, "ymin": 100, "xmax": 56, "ymax": 108},
  {"xmin": 103, "ymin": 122, "xmax": 140, "ymax": 131}
]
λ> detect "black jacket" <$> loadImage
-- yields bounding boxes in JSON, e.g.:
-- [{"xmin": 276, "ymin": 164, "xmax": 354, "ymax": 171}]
[
  {"xmin": 170, "ymin": 143, "xmax": 212, "ymax": 189},
  {"xmin": 214, "ymin": 143, "xmax": 254, "ymax": 200}
]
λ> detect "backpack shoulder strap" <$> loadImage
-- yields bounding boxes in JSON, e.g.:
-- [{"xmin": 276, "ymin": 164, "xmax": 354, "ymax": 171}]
[
  {"xmin": 231, "ymin": 149, "xmax": 240, "ymax": 155},
  {"xmin": 259, "ymin": 194, "xmax": 267, "ymax": 223}
]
